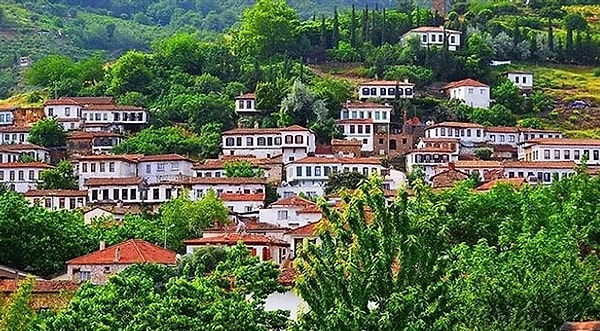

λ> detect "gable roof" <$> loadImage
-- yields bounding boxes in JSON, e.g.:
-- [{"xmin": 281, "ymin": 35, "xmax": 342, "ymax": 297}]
[
  {"xmin": 409, "ymin": 26, "xmax": 461, "ymax": 34},
  {"xmin": 204, "ymin": 221, "xmax": 289, "ymax": 233},
  {"xmin": 220, "ymin": 192, "xmax": 265, "ymax": 202},
  {"xmin": 269, "ymin": 195, "xmax": 315, "ymax": 208},
  {"xmin": 428, "ymin": 121, "xmax": 485, "ymax": 129},
  {"xmin": 0, "ymin": 162, "xmax": 53, "ymax": 169},
  {"xmin": 84, "ymin": 177, "xmax": 143, "ymax": 187},
  {"xmin": 66, "ymin": 239, "xmax": 176, "ymax": 265},
  {"xmin": 359, "ymin": 80, "xmax": 414, "ymax": 87},
  {"xmin": 139, "ymin": 154, "xmax": 193, "ymax": 163},
  {"xmin": 0, "ymin": 279, "xmax": 79, "ymax": 293},
  {"xmin": 286, "ymin": 221, "xmax": 320, "ymax": 236},
  {"xmin": 24, "ymin": 189, "xmax": 88, "ymax": 197},
  {"xmin": 526, "ymin": 138, "xmax": 600, "ymax": 146},
  {"xmin": 183, "ymin": 233, "xmax": 290, "ymax": 246},
  {"xmin": 0, "ymin": 143, "xmax": 48, "ymax": 152},
  {"xmin": 443, "ymin": 78, "xmax": 489, "ymax": 89},
  {"xmin": 235, "ymin": 92, "xmax": 256, "ymax": 99}
]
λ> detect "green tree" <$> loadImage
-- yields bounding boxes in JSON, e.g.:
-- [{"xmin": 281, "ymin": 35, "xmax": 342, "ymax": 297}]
[
  {"xmin": 108, "ymin": 50, "xmax": 154, "ymax": 96},
  {"xmin": 492, "ymin": 79, "xmax": 524, "ymax": 113},
  {"xmin": 232, "ymin": 0, "xmax": 299, "ymax": 60},
  {"xmin": 0, "ymin": 277, "xmax": 37, "ymax": 331},
  {"xmin": 37, "ymin": 160, "xmax": 78, "ymax": 190},
  {"xmin": 224, "ymin": 160, "xmax": 264, "ymax": 178},
  {"xmin": 474, "ymin": 147, "xmax": 493, "ymax": 160},
  {"xmin": 28, "ymin": 117, "xmax": 66, "ymax": 148},
  {"xmin": 325, "ymin": 171, "xmax": 368, "ymax": 195},
  {"xmin": 278, "ymin": 79, "xmax": 327, "ymax": 127},
  {"xmin": 177, "ymin": 246, "xmax": 228, "ymax": 279}
]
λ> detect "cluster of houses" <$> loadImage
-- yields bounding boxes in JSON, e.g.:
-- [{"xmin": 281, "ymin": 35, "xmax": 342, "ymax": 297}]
[{"xmin": 0, "ymin": 28, "xmax": 596, "ymax": 311}]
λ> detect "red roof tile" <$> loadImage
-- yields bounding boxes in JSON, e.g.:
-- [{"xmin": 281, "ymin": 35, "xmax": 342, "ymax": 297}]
[
  {"xmin": 343, "ymin": 101, "xmax": 394, "ymax": 108},
  {"xmin": 70, "ymin": 97, "xmax": 115, "ymax": 105},
  {"xmin": 75, "ymin": 154, "xmax": 142, "ymax": 162},
  {"xmin": 85, "ymin": 177, "xmax": 143, "ymax": 187},
  {"xmin": 139, "ymin": 154, "xmax": 193, "ymax": 162},
  {"xmin": 0, "ymin": 162, "xmax": 53, "ymax": 169},
  {"xmin": 44, "ymin": 98, "xmax": 80, "ymax": 106},
  {"xmin": 278, "ymin": 259, "xmax": 298, "ymax": 286},
  {"xmin": 67, "ymin": 131, "xmax": 122, "ymax": 140},
  {"xmin": 0, "ymin": 126, "xmax": 32, "ymax": 133},
  {"xmin": 205, "ymin": 221, "xmax": 289, "ymax": 233},
  {"xmin": 486, "ymin": 126, "xmax": 520, "ymax": 133},
  {"xmin": 314, "ymin": 145, "xmax": 333, "ymax": 155},
  {"xmin": 270, "ymin": 195, "xmax": 316, "ymax": 207},
  {"xmin": 24, "ymin": 189, "xmax": 88, "ymax": 197},
  {"xmin": 429, "ymin": 121, "xmax": 485, "ymax": 129},
  {"xmin": 235, "ymin": 93, "xmax": 256, "ymax": 99},
  {"xmin": 442, "ymin": 161, "xmax": 503, "ymax": 169},
  {"xmin": 286, "ymin": 221, "xmax": 320, "ymax": 236},
  {"xmin": 220, "ymin": 192, "xmax": 265, "ymax": 202},
  {"xmin": 222, "ymin": 128, "xmax": 282, "ymax": 135},
  {"xmin": 84, "ymin": 104, "xmax": 144, "ymax": 111},
  {"xmin": 184, "ymin": 233, "xmax": 290, "ymax": 246},
  {"xmin": 476, "ymin": 178, "xmax": 527, "ymax": 191},
  {"xmin": 336, "ymin": 118, "xmax": 373, "ymax": 124},
  {"xmin": 526, "ymin": 138, "xmax": 600, "ymax": 146},
  {"xmin": 359, "ymin": 80, "xmax": 414, "ymax": 87},
  {"xmin": 0, "ymin": 143, "xmax": 48, "ymax": 152},
  {"xmin": 0, "ymin": 280, "xmax": 79, "ymax": 293},
  {"xmin": 331, "ymin": 139, "xmax": 362, "ymax": 146},
  {"xmin": 66, "ymin": 239, "xmax": 176, "ymax": 265},
  {"xmin": 279, "ymin": 125, "xmax": 309, "ymax": 132},
  {"xmin": 443, "ymin": 78, "xmax": 489, "ymax": 89},
  {"xmin": 410, "ymin": 147, "xmax": 456, "ymax": 153}
]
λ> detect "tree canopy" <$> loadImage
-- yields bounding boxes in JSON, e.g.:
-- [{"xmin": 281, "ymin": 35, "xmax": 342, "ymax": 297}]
[
  {"xmin": 28, "ymin": 117, "xmax": 67, "ymax": 148},
  {"xmin": 37, "ymin": 160, "xmax": 78, "ymax": 190}
]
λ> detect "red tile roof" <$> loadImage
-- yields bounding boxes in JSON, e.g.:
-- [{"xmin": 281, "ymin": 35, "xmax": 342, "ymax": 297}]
[
  {"xmin": 429, "ymin": 121, "xmax": 485, "ymax": 129},
  {"xmin": 220, "ymin": 192, "xmax": 265, "ymax": 202},
  {"xmin": 442, "ymin": 161, "xmax": 503, "ymax": 169},
  {"xmin": 493, "ymin": 144, "xmax": 517, "ymax": 153},
  {"xmin": 526, "ymin": 138, "xmax": 600, "ymax": 146},
  {"xmin": 75, "ymin": 154, "xmax": 143, "ymax": 163},
  {"xmin": 0, "ymin": 143, "xmax": 48, "ymax": 151},
  {"xmin": 66, "ymin": 239, "xmax": 176, "ymax": 265},
  {"xmin": 279, "ymin": 125, "xmax": 310, "ymax": 132},
  {"xmin": 84, "ymin": 104, "xmax": 144, "ymax": 111},
  {"xmin": 222, "ymin": 128, "xmax": 282, "ymax": 135},
  {"xmin": 67, "ymin": 131, "xmax": 122, "ymax": 140},
  {"xmin": 0, "ymin": 162, "xmax": 53, "ymax": 169},
  {"xmin": 419, "ymin": 138, "xmax": 460, "ymax": 143},
  {"xmin": 24, "ymin": 189, "xmax": 88, "ymax": 197},
  {"xmin": 0, "ymin": 126, "xmax": 32, "ymax": 133},
  {"xmin": 486, "ymin": 126, "xmax": 520, "ymax": 133},
  {"xmin": 292, "ymin": 156, "xmax": 382, "ymax": 165},
  {"xmin": 70, "ymin": 97, "xmax": 115, "ymax": 105},
  {"xmin": 476, "ymin": 178, "xmax": 527, "ymax": 191},
  {"xmin": 410, "ymin": 147, "xmax": 456, "ymax": 153},
  {"xmin": 205, "ymin": 221, "xmax": 289, "ymax": 233},
  {"xmin": 286, "ymin": 222, "xmax": 320, "ymax": 236},
  {"xmin": 336, "ymin": 118, "xmax": 373, "ymax": 124},
  {"xmin": 359, "ymin": 80, "xmax": 414, "ymax": 87},
  {"xmin": 86, "ymin": 205, "xmax": 144, "ymax": 216},
  {"xmin": 443, "ymin": 78, "xmax": 489, "ymax": 89},
  {"xmin": 270, "ymin": 195, "xmax": 315, "ymax": 207},
  {"xmin": 331, "ymin": 139, "xmax": 362, "ymax": 146},
  {"xmin": 235, "ymin": 93, "xmax": 256, "ymax": 99},
  {"xmin": 85, "ymin": 177, "xmax": 143, "ymax": 187},
  {"xmin": 139, "ymin": 154, "xmax": 193, "ymax": 162},
  {"xmin": 0, "ymin": 279, "xmax": 79, "ymax": 293},
  {"xmin": 503, "ymin": 161, "xmax": 576, "ymax": 169},
  {"xmin": 343, "ymin": 101, "xmax": 394, "ymax": 108},
  {"xmin": 183, "ymin": 233, "xmax": 290, "ymax": 246},
  {"xmin": 278, "ymin": 260, "xmax": 298, "ymax": 286},
  {"xmin": 314, "ymin": 145, "xmax": 333, "ymax": 155},
  {"xmin": 44, "ymin": 98, "xmax": 80, "ymax": 106},
  {"xmin": 296, "ymin": 205, "xmax": 323, "ymax": 214}
]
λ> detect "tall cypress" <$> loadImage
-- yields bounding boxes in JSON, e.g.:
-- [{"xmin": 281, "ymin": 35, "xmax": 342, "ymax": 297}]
[
  {"xmin": 371, "ymin": 8, "xmax": 377, "ymax": 45},
  {"xmin": 320, "ymin": 15, "xmax": 327, "ymax": 49},
  {"xmin": 361, "ymin": 5, "xmax": 369, "ymax": 44},
  {"xmin": 381, "ymin": 8, "xmax": 386, "ymax": 45},
  {"xmin": 566, "ymin": 26, "xmax": 573, "ymax": 60},
  {"xmin": 548, "ymin": 18, "xmax": 554, "ymax": 52},
  {"xmin": 332, "ymin": 7, "xmax": 339, "ymax": 48},
  {"xmin": 350, "ymin": 4, "xmax": 357, "ymax": 47}
]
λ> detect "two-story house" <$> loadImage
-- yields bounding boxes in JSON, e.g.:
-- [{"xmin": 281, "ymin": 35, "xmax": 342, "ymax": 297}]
[
  {"xmin": 424, "ymin": 122, "xmax": 486, "ymax": 150},
  {"xmin": 338, "ymin": 102, "xmax": 392, "ymax": 154},
  {"xmin": 25, "ymin": 189, "xmax": 88, "ymax": 210},
  {"xmin": 505, "ymin": 71, "xmax": 533, "ymax": 93},
  {"xmin": 357, "ymin": 80, "xmax": 415, "ymax": 101},
  {"xmin": 85, "ymin": 177, "xmax": 146, "ymax": 204},
  {"xmin": 0, "ymin": 106, "xmax": 15, "ymax": 126},
  {"xmin": 82, "ymin": 104, "xmax": 148, "ymax": 132},
  {"xmin": 259, "ymin": 195, "xmax": 322, "ymax": 228},
  {"xmin": 137, "ymin": 154, "xmax": 194, "ymax": 185},
  {"xmin": 235, "ymin": 93, "xmax": 258, "ymax": 115},
  {"xmin": 0, "ymin": 162, "xmax": 53, "ymax": 193},
  {"xmin": 0, "ymin": 126, "xmax": 31, "ymax": 144},
  {"xmin": 518, "ymin": 138, "xmax": 600, "ymax": 166},
  {"xmin": 405, "ymin": 138, "xmax": 460, "ymax": 180},
  {"xmin": 75, "ymin": 154, "xmax": 142, "ymax": 189},
  {"xmin": 222, "ymin": 125, "xmax": 316, "ymax": 164},
  {"xmin": 401, "ymin": 26, "xmax": 462, "ymax": 51},
  {"xmin": 443, "ymin": 78, "xmax": 490, "ymax": 109},
  {"xmin": 66, "ymin": 131, "xmax": 122, "ymax": 156},
  {"xmin": 44, "ymin": 98, "xmax": 83, "ymax": 130},
  {"xmin": 0, "ymin": 144, "xmax": 50, "ymax": 163}
]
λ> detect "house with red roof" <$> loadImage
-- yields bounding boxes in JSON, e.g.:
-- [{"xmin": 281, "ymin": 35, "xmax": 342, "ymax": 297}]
[
  {"xmin": 220, "ymin": 192, "xmax": 265, "ymax": 213},
  {"xmin": 442, "ymin": 78, "xmax": 490, "ymax": 109},
  {"xmin": 284, "ymin": 221, "xmax": 320, "ymax": 258},
  {"xmin": 259, "ymin": 195, "xmax": 323, "ymax": 228},
  {"xmin": 235, "ymin": 92, "xmax": 257, "ymax": 114},
  {"xmin": 184, "ymin": 233, "xmax": 291, "ymax": 266},
  {"xmin": 401, "ymin": 26, "xmax": 462, "ymax": 51},
  {"xmin": 203, "ymin": 220, "xmax": 290, "ymax": 240},
  {"xmin": 66, "ymin": 239, "xmax": 177, "ymax": 284},
  {"xmin": 0, "ymin": 279, "xmax": 79, "ymax": 311},
  {"xmin": 0, "ymin": 162, "xmax": 53, "ymax": 193},
  {"xmin": 25, "ymin": 189, "xmax": 88, "ymax": 210}
]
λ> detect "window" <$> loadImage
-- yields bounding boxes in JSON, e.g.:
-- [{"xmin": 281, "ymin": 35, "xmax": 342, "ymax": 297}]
[
  {"xmin": 102, "ymin": 189, "xmax": 109, "ymax": 200},
  {"xmin": 122, "ymin": 189, "xmax": 128, "ymax": 200},
  {"xmin": 574, "ymin": 150, "xmax": 580, "ymax": 160},
  {"xmin": 277, "ymin": 210, "xmax": 288, "ymax": 220},
  {"xmin": 365, "ymin": 126, "xmax": 371, "ymax": 134},
  {"xmin": 431, "ymin": 34, "xmax": 436, "ymax": 42},
  {"xmin": 285, "ymin": 135, "xmax": 293, "ymax": 144},
  {"xmin": 315, "ymin": 166, "xmax": 322, "ymax": 176},
  {"xmin": 274, "ymin": 137, "xmax": 282, "ymax": 145},
  {"xmin": 406, "ymin": 88, "xmax": 413, "ymax": 96},
  {"xmin": 79, "ymin": 270, "xmax": 91, "ymax": 281},
  {"xmin": 296, "ymin": 166, "xmax": 302, "ymax": 177},
  {"xmin": 388, "ymin": 87, "xmax": 396, "ymax": 95},
  {"xmin": 357, "ymin": 125, "xmax": 363, "ymax": 134},
  {"xmin": 295, "ymin": 135, "xmax": 303, "ymax": 144},
  {"xmin": 146, "ymin": 164, "xmax": 151, "ymax": 173},
  {"xmin": 362, "ymin": 87, "xmax": 370, "ymax": 96},
  {"xmin": 18, "ymin": 171, "xmax": 24, "ymax": 181},
  {"xmin": 305, "ymin": 166, "xmax": 312, "ymax": 177},
  {"xmin": 171, "ymin": 162, "xmax": 179, "ymax": 171},
  {"xmin": 267, "ymin": 137, "xmax": 273, "ymax": 146},
  {"xmin": 48, "ymin": 108, "xmax": 54, "ymax": 117},
  {"xmin": 554, "ymin": 150, "xmax": 561, "ymax": 160},
  {"xmin": 564, "ymin": 150, "xmax": 570, "ymax": 159},
  {"xmin": 28, "ymin": 170, "xmax": 34, "ymax": 180},
  {"xmin": 499, "ymin": 135, "xmax": 505, "ymax": 142},
  {"xmin": 397, "ymin": 88, "xmax": 404, "ymax": 96},
  {"xmin": 157, "ymin": 163, "xmax": 165, "ymax": 172},
  {"xmin": 257, "ymin": 137, "xmax": 266, "ymax": 146},
  {"xmin": 0, "ymin": 171, "xmax": 3, "ymax": 180},
  {"xmin": 523, "ymin": 76, "xmax": 527, "ymax": 84},
  {"xmin": 349, "ymin": 125, "xmax": 355, "ymax": 134},
  {"xmin": 380, "ymin": 87, "xmax": 387, "ymax": 96},
  {"xmin": 515, "ymin": 76, "xmax": 520, "ymax": 84},
  {"xmin": 476, "ymin": 129, "xmax": 481, "ymax": 137},
  {"xmin": 153, "ymin": 188, "xmax": 159, "ymax": 200},
  {"xmin": 82, "ymin": 163, "xmax": 88, "ymax": 172},
  {"xmin": 324, "ymin": 166, "xmax": 331, "ymax": 176},
  {"xmin": 543, "ymin": 150, "xmax": 550, "ymax": 160},
  {"xmin": 65, "ymin": 107, "xmax": 70, "ymax": 116},
  {"xmin": 468, "ymin": 88, "xmax": 474, "ymax": 94},
  {"xmin": 422, "ymin": 34, "xmax": 427, "ymax": 42},
  {"xmin": 238, "ymin": 100, "xmax": 244, "ymax": 109},
  {"xmin": 9, "ymin": 171, "xmax": 14, "ymax": 181},
  {"xmin": 490, "ymin": 135, "xmax": 496, "ymax": 142},
  {"xmin": 114, "ymin": 189, "xmax": 120, "ymax": 201},
  {"xmin": 594, "ymin": 150, "xmax": 599, "ymax": 161},
  {"xmin": 370, "ymin": 88, "xmax": 377, "ymax": 95},
  {"xmin": 374, "ymin": 112, "xmax": 381, "ymax": 120},
  {"xmin": 130, "ymin": 189, "xmax": 137, "ymax": 200},
  {"xmin": 509, "ymin": 135, "xmax": 515, "ymax": 143},
  {"xmin": 236, "ymin": 137, "xmax": 242, "ymax": 146},
  {"xmin": 246, "ymin": 137, "xmax": 254, "ymax": 146},
  {"xmin": 225, "ymin": 137, "xmax": 234, "ymax": 146},
  {"xmin": 382, "ymin": 112, "xmax": 387, "ymax": 120},
  {"xmin": 362, "ymin": 139, "xmax": 368, "ymax": 145},
  {"xmin": 466, "ymin": 129, "xmax": 471, "ymax": 137},
  {"xmin": 440, "ymin": 128, "xmax": 446, "ymax": 136},
  {"xmin": 99, "ymin": 162, "xmax": 105, "ymax": 172},
  {"xmin": 109, "ymin": 162, "xmax": 115, "ymax": 172},
  {"xmin": 90, "ymin": 163, "xmax": 96, "ymax": 172},
  {"xmin": 95, "ymin": 113, "xmax": 101, "ymax": 121},
  {"xmin": 450, "ymin": 35, "xmax": 456, "ymax": 44}
]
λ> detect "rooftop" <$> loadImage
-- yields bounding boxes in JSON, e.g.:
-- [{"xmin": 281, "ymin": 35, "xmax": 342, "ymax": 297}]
[
  {"xmin": 139, "ymin": 154, "xmax": 193, "ymax": 163},
  {"xmin": 343, "ymin": 101, "xmax": 394, "ymax": 109},
  {"xmin": 0, "ymin": 162, "xmax": 53, "ymax": 169},
  {"xmin": 476, "ymin": 178, "xmax": 527, "ymax": 191},
  {"xmin": 0, "ymin": 279, "xmax": 79, "ymax": 293},
  {"xmin": 409, "ymin": 26, "xmax": 461, "ymax": 34},
  {"xmin": 428, "ymin": 121, "xmax": 485, "ymax": 129},
  {"xmin": 269, "ymin": 195, "xmax": 316, "ymax": 207},
  {"xmin": 184, "ymin": 233, "xmax": 290, "ymax": 246},
  {"xmin": 442, "ymin": 78, "xmax": 489, "ymax": 89},
  {"xmin": 292, "ymin": 156, "xmax": 382, "ymax": 165},
  {"xmin": 0, "ymin": 126, "xmax": 32, "ymax": 133},
  {"xmin": 0, "ymin": 143, "xmax": 48, "ymax": 152},
  {"xmin": 219, "ymin": 192, "xmax": 265, "ymax": 202},
  {"xmin": 359, "ymin": 80, "xmax": 414, "ymax": 87},
  {"xmin": 503, "ymin": 161, "xmax": 577, "ymax": 169},
  {"xmin": 75, "ymin": 154, "xmax": 143, "ymax": 163},
  {"xmin": 66, "ymin": 239, "xmax": 176, "ymax": 265},
  {"xmin": 286, "ymin": 221, "xmax": 320, "ymax": 236},
  {"xmin": 526, "ymin": 138, "xmax": 600, "ymax": 146},
  {"xmin": 235, "ymin": 92, "xmax": 256, "ymax": 99},
  {"xmin": 486, "ymin": 126, "xmax": 520, "ymax": 133},
  {"xmin": 205, "ymin": 220, "xmax": 289, "ymax": 233},
  {"xmin": 85, "ymin": 177, "xmax": 143, "ymax": 187},
  {"xmin": 24, "ymin": 190, "xmax": 88, "ymax": 197}
]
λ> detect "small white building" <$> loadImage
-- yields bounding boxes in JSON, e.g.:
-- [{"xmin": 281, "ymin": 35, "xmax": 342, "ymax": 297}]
[
  {"xmin": 424, "ymin": 122, "xmax": 486, "ymax": 147},
  {"xmin": 220, "ymin": 192, "xmax": 265, "ymax": 214},
  {"xmin": 0, "ymin": 144, "xmax": 50, "ymax": 163},
  {"xmin": 0, "ymin": 107, "xmax": 15, "ymax": 126},
  {"xmin": 83, "ymin": 205, "xmax": 144, "ymax": 225},
  {"xmin": 235, "ymin": 93, "xmax": 258, "ymax": 114},
  {"xmin": 443, "ymin": 78, "xmax": 490, "ymax": 109},
  {"xmin": 485, "ymin": 127, "xmax": 520, "ymax": 147},
  {"xmin": 401, "ymin": 26, "xmax": 462, "ymax": 51},
  {"xmin": 75, "ymin": 154, "xmax": 141, "ymax": 189},
  {"xmin": 405, "ymin": 138, "xmax": 460, "ymax": 180},
  {"xmin": 519, "ymin": 128, "xmax": 563, "ymax": 142},
  {"xmin": 259, "ymin": 195, "xmax": 322, "ymax": 229},
  {"xmin": 505, "ymin": 71, "xmax": 533, "ymax": 92},
  {"xmin": 357, "ymin": 80, "xmax": 415, "ymax": 100},
  {"xmin": 338, "ymin": 102, "xmax": 392, "ymax": 153},
  {"xmin": 0, "ymin": 162, "xmax": 53, "ymax": 193},
  {"xmin": 222, "ymin": 125, "xmax": 316, "ymax": 164},
  {"xmin": 518, "ymin": 138, "xmax": 600, "ymax": 166},
  {"xmin": 171, "ymin": 177, "xmax": 267, "ymax": 201},
  {"xmin": 503, "ymin": 161, "xmax": 576, "ymax": 184},
  {"xmin": 84, "ymin": 177, "xmax": 145, "ymax": 203},
  {"xmin": 0, "ymin": 126, "xmax": 31, "ymax": 144},
  {"xmin": 44, "ymin": 98, "xmax": 83, "ymax": 130},
  {"xmin": 137, "ymin": 154, "xmax": 194, "ymax": 185},
  {"xmin": 337, "ymin": 119, "xmax": 374, "ymax": 152},
  {"xmin": 24, "ymin": 189, "xmax": 88, "ymax": 210}
]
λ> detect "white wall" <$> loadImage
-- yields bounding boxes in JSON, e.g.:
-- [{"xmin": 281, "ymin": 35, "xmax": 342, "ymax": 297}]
[
  {"xmin": 138, "ymin": 160, "xmax": 193, "ymax": 184},
  {"xmin": 77, "ymin": 160, "xmax": 138, "ymax": 188},
  {"xmin": 506, "ymin": 73, "xmax": 533, "ymax": 89},
  {"xmin": 259, "ymin": 207, "xmax": 322, "ymax": 228},
  {"xmin": 0, "ymin": 132, "xmax": 29, "ymax": 144},
  {"xmin": 224, "ymin": 200, "xmax": 264, "ymax": 213},
  {"xmin": 449, "ymin": 86, "xmax": 490, "ymax": 109},
  {"xmin": 0, "ymin": 167, "xmax": 45, "ymax": 193}
]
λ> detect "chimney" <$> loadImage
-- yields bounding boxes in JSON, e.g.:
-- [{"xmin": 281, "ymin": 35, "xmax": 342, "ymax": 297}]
[
  {"xmin": 114, "ymin": 247, "xmax": 121, "ymax": 262},
  {"xmin": 116, "ymin": 200, "xmax": 123, "ymax": 208},
  {"xmin": 99, "ymin": 240, "xmax": 106, "ymax": 251},
  {"xmin": 254, "ymin": 122, "xmax": 259, "ymax": 129},
  {"xmin": 404, "ymin": 78, "xmax": 409, "ymax": 84},
  {"xmin": 448, "ymin": 162, "xmax": 455, "ymax": 170}
]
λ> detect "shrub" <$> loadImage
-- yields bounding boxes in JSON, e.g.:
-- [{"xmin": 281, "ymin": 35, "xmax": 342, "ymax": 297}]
[{"xmin": 593, "ymin": 68, "xmax": 600, "ymax": 77}]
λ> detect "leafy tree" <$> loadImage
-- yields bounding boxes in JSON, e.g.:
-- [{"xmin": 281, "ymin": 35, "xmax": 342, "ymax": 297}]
[
  {"xmin": 224, "ymin": 160, "xmax": 264, "ymax": 178},
  {"xmin": 108, "ymin": 50, "xmax": 154, "ymax": 96},
  {"xmin": 37, "ymin": 160, "xmax": 78, "ymax": 190},
  {"xmin": 518, "ymin": 117, "xmax": 544, "ymax": 129},
  {"xmin": 325, "ymin": 171, "xmax": 368, "ymax": 195},
  {"xmin": 28, "ymin": 117, "xmax": 66, "ymax": 148},
  {"xmin": 177, "ymin": 246, "xmax": 228, "ymax": 279},
  {"xmin": 232, "ymin": 0, "xmax": 299, "ymax": 60},
  {"xmin": 50, "ymin": 245, "xmax": 289, "ymax": 330},
  {"xmin": 474, "ymin": 147, "xmax": 493, "ymax": 160},
  {"xmin": 278, "ymin": 79, "xmax": 327, "ymax": 127},
  {"xmin": 492, "ymin": 79, "xmax": 524, "ymax": 113},
  {"xmin": 0, "ymin": 277, "xmax": 37, "ymax": 331},
  {"xmin": 470, "ymin": 104, "xmax": 517, "ymax": 126},
  {"xmin": 255, "ymin": 79, "xmax": 291, "ymax": 116}
]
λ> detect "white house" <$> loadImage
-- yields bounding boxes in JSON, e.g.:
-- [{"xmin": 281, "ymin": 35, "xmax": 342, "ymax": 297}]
[
  {"xmin": 338, "ymin": 102, "xmax": 392, "ymax": 153},
  {"xmin": 167, "ymin": 177, "xmax": 267, "ymax": 201},
  {"xmin": 0, "ymin": 162, "xmax": 53, "ymax": 193},
  {"xmin": 75, "ymin": 154, "xmax": 141, "ymax": 188},
  {"xmin": 485, "ymin": 126, "xmax": 520, "ymax": 147},
  {"xmin": 519, "ymin": 128, "xmax": 563, "ymax": 142},
  {"xmin": 84, "ymin": 177, "xmax": 145, "ymax": 203},
  {"xmin": 44, "ymin": 98, "xmax": 83, "ymax": 130},
  {"xmin": 0, "ymin": 107, "xmax": 15, "ymax": 126},
  {"xmin": 401, "ymin": 26, "xmax": 462, "ymax": 51},
  {"xmin": 220, "ymin": 192, "xmax": 265, "ymax": 213},
  {"xmin": 424, "ymin": 122, "xmax": 486, "ymax": 147},
  {"xmin": 518, "ymin": 138, "xmax": 600, "ymax": 166},
  {"xmin": 357, "ymin": 80, "xmax": 415, "ymax": 100},
  {"xmin": 24, "ymin": 189, "xmax": 88, "ymax": 210},
  {"xmin": 222, "ymin": 125, "xmax": 316, "ymax": 164},
  {"xmin": 183, "ymin": 233, "xmax": 290, "ymax": 266},
  {"xmin": 235, "ymin": 93, "xmax": 258, "ymax": 114},
  {"xmin": 137, "ymin": 154, "xmax": 194, "ymax": 185},
  {"xmin": 0, "ymin": 126, "xmax": 31, "ymax": 144},
  {"xmin": 503, "ymin": 161, "xmax": 576, "ymax": 184},
  {"xmin": 505, "ymin": 71, "xmax": 533, "ymax": 92},
  {"xmin": 405, "ymin": 138, "xmax": 460, "ymax": 180},
  {"xmin": 259, "ymin": 195, "xmax": 323, "ymax": 228},
  {"xmin": 0, "ymin": 144, "xmax": 50, "ymax": 163},
  {"xmin": 443, "ymin": 78, "xmax": 490, "ymax": 109},
  {"xmin": 83, "ymin": 205, "xmax": 144, "ymax": 225}
]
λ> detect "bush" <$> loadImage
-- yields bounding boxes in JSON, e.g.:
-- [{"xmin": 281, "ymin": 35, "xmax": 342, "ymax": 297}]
[
  {"xmin": 593, "ymin": 68, "xmax": 600, "ymax": 77},
  {"xmin": 327, "ymin": 41, "xmax": 360, "ymax": 63}
]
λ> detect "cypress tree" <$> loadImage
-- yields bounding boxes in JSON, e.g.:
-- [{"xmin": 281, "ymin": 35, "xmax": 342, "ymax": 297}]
[
  {"xmin": 381, "ymin": 8, "xmax": 386, "ymax": 45},
  {"xmin": 332, "ymin": 7, "xmax": 339, "ymax": 48},
  {"xmin": 320, "ymin": 15, "xmax": 327, "ymax": 49},
  {"xmin": 371, "ymin": 8, "xmax": 377, "ymax": 45},
  {"xmin": 548, "ymin": 18, "xmax": 554, "ymax": 52},
  {"xmin": 361, "ymin": 5, "xmax": 369, "ymax": 44},
  {"xmin": 350, "ymin": 4, "xmax": 357, "ymax": 47},
  {"xmin": 566, "ymin": 26, "xmax": 573, "ymax": 60}
]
